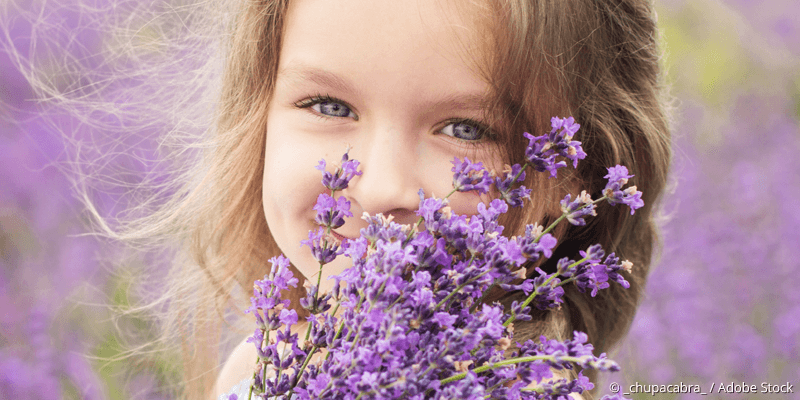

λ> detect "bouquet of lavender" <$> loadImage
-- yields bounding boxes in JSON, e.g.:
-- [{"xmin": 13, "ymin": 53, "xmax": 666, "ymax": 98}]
[{"xmin": 240, "ymin": 117, "xmax": 640, "ymax": 400}]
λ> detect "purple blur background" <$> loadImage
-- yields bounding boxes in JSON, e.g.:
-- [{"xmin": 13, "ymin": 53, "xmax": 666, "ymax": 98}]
[{"xmin": 1, "ymin": 0, "xmax": 799, "ymax": 399}]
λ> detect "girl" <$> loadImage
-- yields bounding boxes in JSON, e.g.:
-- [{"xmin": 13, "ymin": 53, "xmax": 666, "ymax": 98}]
[
  {"xmin": 6, "ymin": 0, "xmax": 671, "ymax": 398},
  {"xmin": 210, "ymin": 0, "xmax": 671, "ymax": 398}
]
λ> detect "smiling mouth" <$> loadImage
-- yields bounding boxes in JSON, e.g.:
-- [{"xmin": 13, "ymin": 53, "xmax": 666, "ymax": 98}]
[{"xmin": 330, "ymin": 230, "xmax": 355, "ymax": 241}]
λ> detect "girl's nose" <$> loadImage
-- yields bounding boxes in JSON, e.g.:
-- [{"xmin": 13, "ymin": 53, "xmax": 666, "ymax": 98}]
[{"xmin": 343, "ymin": 127, "xmax": 422, "ymax": 225}]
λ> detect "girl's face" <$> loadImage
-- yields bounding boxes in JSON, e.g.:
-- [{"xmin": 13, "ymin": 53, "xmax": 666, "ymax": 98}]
[{"xmin": 263, "ymin": 0, "xmax": 503, "ymax": 292}]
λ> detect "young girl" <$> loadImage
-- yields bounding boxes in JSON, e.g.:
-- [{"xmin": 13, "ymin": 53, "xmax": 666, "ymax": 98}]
[
  {"xmin": 8, "ymin": 0, "xmax": 670, "ymax": 398},
  {"xmin": 206, "ymin": 0, "xmax": 671, "ymax": 398}
]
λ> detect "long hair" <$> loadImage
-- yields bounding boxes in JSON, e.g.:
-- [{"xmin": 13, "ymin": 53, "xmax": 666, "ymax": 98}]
[
  {"xmin": 481, "ymin": 0, "xmax": 673, "ymax": 390},
  {"xmin": 2, "ymin": 0, "xmax": 670, "ymax": 398}
]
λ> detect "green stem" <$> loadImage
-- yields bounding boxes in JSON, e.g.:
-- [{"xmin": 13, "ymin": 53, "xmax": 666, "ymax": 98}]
[
  {"xmin": 508, "ymin": 162, "xmax": 529, "ymax": 191},
  {"xmin": 534, "ymin": 195, "xmax": 607, "ymax": 243},
  {"xmin": 247, "ymin": 371, "xmax": 255, "ymax": 400},
  {"xmin": 500, "ymin": 194, "xmax": 612, "ymax": 327},
  {"xmin": 502, "ymin": 255, "xmax": 589, "ymax": 327},
  {"xmin": 303, "ymin": 189, "xmax": 344, "ymax": 344},
  {"xmin": 439, "ymin": 354, "xmax": 590, "ymax": 385},
  {"xmin": 558, "ymin": 276, "xmax": 577, "ymax": 287},
  {"xmin": 287, "ymin": 345, "xmax": 320, "ymax": 398},
  {"xmin": 536, "ymin": 213, "xmax": 568, "ymax": 241}
]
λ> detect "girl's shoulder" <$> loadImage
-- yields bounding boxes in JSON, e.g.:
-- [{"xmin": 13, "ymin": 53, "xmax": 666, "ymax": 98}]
[
  {"xmin": 213, "ymin": 335, "xmax": 257, "ymax": 400},
  {"xmin": 217, "ymin": 377, "xmax": 252, "ymax": 400}
]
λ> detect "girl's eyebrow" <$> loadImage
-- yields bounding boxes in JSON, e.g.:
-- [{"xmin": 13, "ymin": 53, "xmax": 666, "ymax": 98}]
[
  {"xmin": 278, "ymin": 64, "xmax": 362, "ymax": 97},
  {"xmin": 278, "ymin": 64, "xmax": 488, "ymax": 112}
]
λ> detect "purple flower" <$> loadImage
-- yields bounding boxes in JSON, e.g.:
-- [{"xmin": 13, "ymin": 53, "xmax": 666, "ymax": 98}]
[
  {"xmin": 602, "ymin": 253, "xmax": 632, "ymax": 289},
  {"xmin": 433, "ymin": 312, "xmax": 458, "ymax": 328},
  {"xmin": 415, "ymin": 189, "xmax": 448, "ymax": 224},
  {"xmin": 315, "ymin": 151, "xmax": 362, "ymax": 191},
  {"xmin": 451, "ymin": 157, "xmax": 492, "ymax": 194},
  {"xmin": 604, "ymin": 165, "xmax": 633, "ymax": 185},
  {"xmin": 523, "ymin": 116, "xmax": 586, "ymax": 177},
  {"xmin": 538, "ymin": 372, "xmax": 595, "ymax": 397},
  {"xmin": 246, "ymin": 130, "xmax": 631, "ymax": 399},
  {"xmin": 360, "ymin": 212, "xmax": 408, "ymax": 244},
  {"xmin": 300, "ymin": 285, "xmax": 338, "ymax": 314},
  {"xmin": 246, "ymin": 256, "xmax": 298, "ymax": 329},
  {"xmin": 580, "ymin": 244, "xmax": 605, "ymax": 263},
  {"xmin": 524, "ymin": 131, "xmax": 567, "ymax": 177},
  {"xmin": 313, "ymin": 193, "xmax": 353, "ymax": 229},
  {"xmin": 602, "ymin": 165, "xmax": 644, "ymax": 214},
  {"xmin": 500, "ymin": 279, "xmax": 535, "ymax": 295},
  {"xmin": 278, "ymin": 308, "xmax": 298, "ymax": 326},
  {"xmin": 576, "ymin": 263, "xmax": 611, "ymax": 297},
  {"xmin": 306, "ymin": 373, "xmax": 331, "ymax": 396},
  {"xmin": 528, "ymin": 268, "xmax": 566, "ymax": 310},
  {"xmin": 494, "ymin": 164, "xmax": 531, "ymax": 208},
  {"xmin": 516, "ymin": 224, "xmax": 558, "ymax": 263},
  {"xmin": 300, "ymin": 227, "xmax": 343, "ymax": 265},
  {"xmin": 475, "ymin": 199, "xmax": 508, "ymax": 235},
  {"xmin": 269, "ymin": 255, "xmax": 299, "ymax": 291},
  {"xmin": 524, "ymin": 362, "xmax": 555, "ymax": 385},
  {"xmin": 560, "ymin": 190, "xmax": 597, "ymax": 226},
  {"xmin": 556, "ymin": 246, "xmax": 631, "ymax": 297}
]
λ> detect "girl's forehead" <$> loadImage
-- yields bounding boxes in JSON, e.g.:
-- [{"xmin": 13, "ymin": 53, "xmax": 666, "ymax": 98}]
[{"xmin": 277, "ymin": 0, "xmax": 490, "ymax": 105}]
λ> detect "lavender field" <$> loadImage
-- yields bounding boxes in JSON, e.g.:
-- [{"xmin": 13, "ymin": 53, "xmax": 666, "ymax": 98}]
[{"xmin": 2, "ymin": 0, "xmax": 799, "ymax": 399}]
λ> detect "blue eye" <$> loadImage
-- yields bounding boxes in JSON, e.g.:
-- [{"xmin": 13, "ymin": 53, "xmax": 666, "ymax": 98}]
[
  {"xmin": 313, "ymin": 101, "xmax": 355, "ymax": 118},
  {"xmin": 441, "ymin": 120, "xmax": 487, "ymax": 141},
  {"xmin": 295, "ymin": 95, "xmax": 358, "ymax": 120}
]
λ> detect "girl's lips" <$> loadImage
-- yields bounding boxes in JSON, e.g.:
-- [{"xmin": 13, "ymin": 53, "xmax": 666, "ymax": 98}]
[{"xmin": 331, "ymin": 230, "xmax": 355, "ymax": 241}]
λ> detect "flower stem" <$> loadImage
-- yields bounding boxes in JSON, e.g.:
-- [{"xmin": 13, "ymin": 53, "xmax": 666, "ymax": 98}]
[
  {"xmin": 536, "ymin": 213, "xmax": 568, "ymax": 241},
  {"xmin": 502, "ymin": 255, "xmax": 589, "ymax": 327},
  {"xmin": 287, "ymin": 345, "xmax": 320, "ymax": 397},
  {"xmin": 439, "ymin": 354, "xmax": 591, "ymax": 385}
]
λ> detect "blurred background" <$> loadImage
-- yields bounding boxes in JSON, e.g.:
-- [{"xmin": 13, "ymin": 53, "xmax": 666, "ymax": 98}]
[{"xmin": 1, "ymin": 0, "xmax": 799, "ymax": 398}]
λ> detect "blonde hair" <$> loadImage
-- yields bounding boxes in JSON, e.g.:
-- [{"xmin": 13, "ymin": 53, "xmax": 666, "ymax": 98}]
[{"xmin": 3, "ymin": 0, "xmax": 670, "ymax": 398}]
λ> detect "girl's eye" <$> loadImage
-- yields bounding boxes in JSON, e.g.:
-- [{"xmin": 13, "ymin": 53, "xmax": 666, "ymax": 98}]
[
  {"xmin": 295, "ymin": 95, "xmax": 358, "ymax": 120},
  {"xmin": 314, "ymin": 101, "xmax": 355, "ymax": 118},
  {"xmin": 441, "ymin": 120, "xmax": 488, "ymax": 142}
]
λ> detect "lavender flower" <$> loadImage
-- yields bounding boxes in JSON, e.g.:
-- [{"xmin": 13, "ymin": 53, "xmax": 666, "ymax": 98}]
[
  {"xmin": 602, "ymin": 165, "xmax": 643, "ymax": 214},
  {"xmin": 534, "ymin": 372, "xmax": 594, "ymax": 399},
  {"xmin": 560, "ymin": 191, "xmax": 597, "ymax": 226},
  {"xmin": 494, "ymin": 164, "xmax": 532, "ymax": 208},
  {"xmin": 526, "ymin": 268, "xmax": 566, "ymax": 310},
  {"xmin": 315, "ymin": 150, "xmax": 363, "ymax": 191},
  {"xmin": 246, "ymin": 122, "xmax": 641, "ymax": 400},
  {"xmin": 313, "ymin": 193, "xmax": 353, "ymax": 229},
  {"xmin": 300, "ymin": 227, "xmax": 343, "ymax": 265},
  {"xmin": 557, "ymin": 246, "xmax": 632, "ymax": 297},
  {"xmin": 452, "ymin": 157, "xmax": 493, "ymax": 194},
  {"xmin": 246, "ymin": 256, "xmax": 298, "ymax": 329},
  {"xmin": 523, "ymin": 116, "xmax": 587, "ymax": 177}
]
